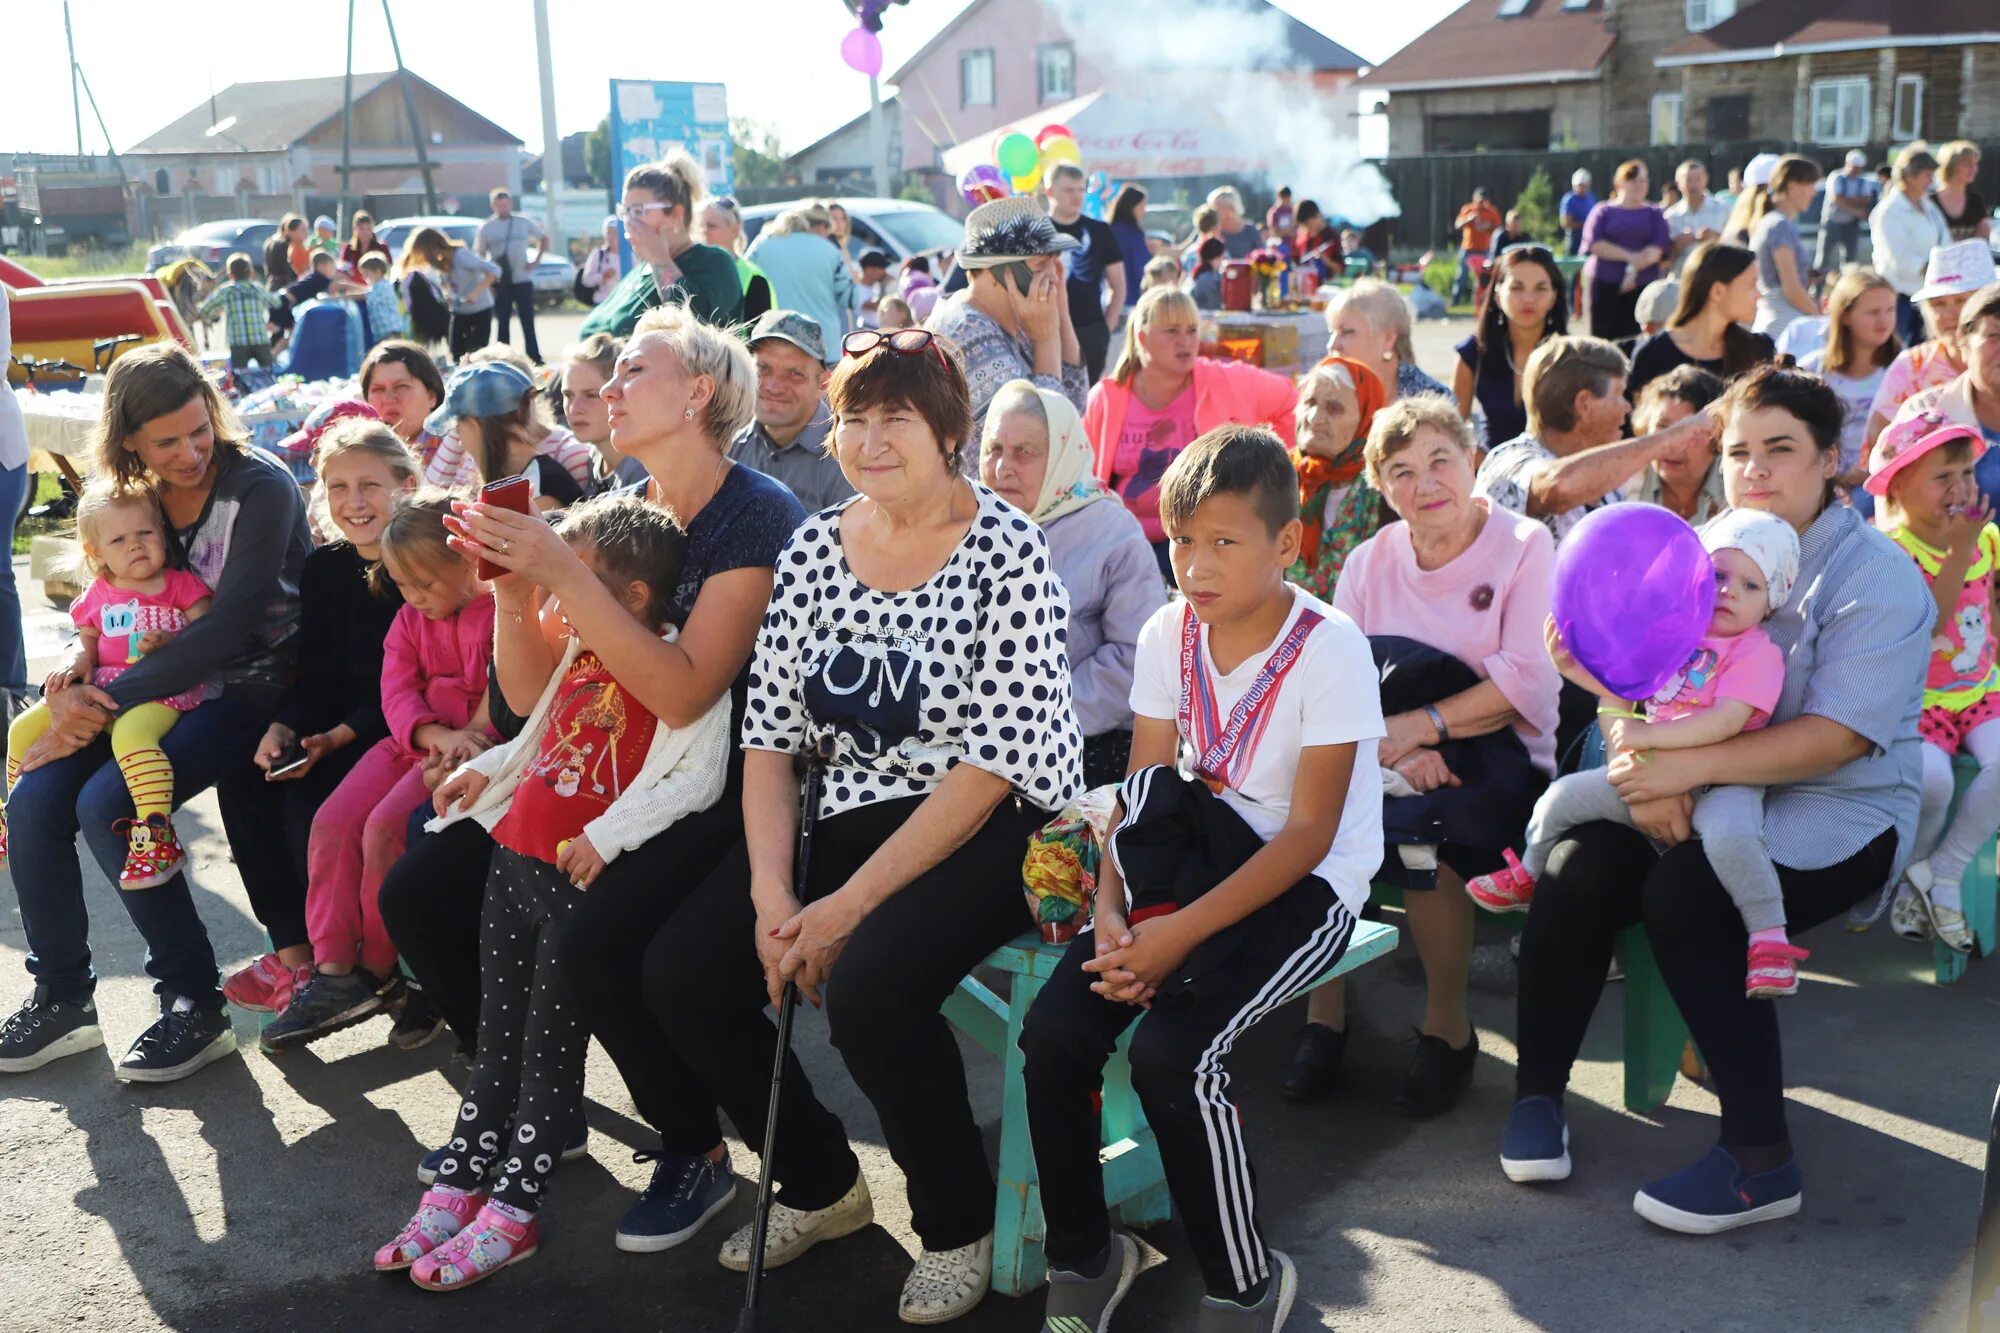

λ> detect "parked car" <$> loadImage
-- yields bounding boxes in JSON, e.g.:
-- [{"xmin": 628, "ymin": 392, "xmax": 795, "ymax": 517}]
[
  {"xmin": 145, "ymin": 218, "xmax": 279, "ymax": 275},
  {"xmin": 373, "ymin": 214, "xmax": 480, "ymax": 259},
  {"xmin": 739, "ymin": 197, "xmax": 963, "ymax": 266},
  {"xmin": 531, "ymin": 255, "xmax": 577, "ymax": 307}
]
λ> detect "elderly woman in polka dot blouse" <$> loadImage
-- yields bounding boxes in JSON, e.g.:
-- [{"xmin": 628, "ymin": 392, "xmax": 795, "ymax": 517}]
[{"xmin": 647, "ymin": 326, "xmax": 1082, "ymax": 1325}]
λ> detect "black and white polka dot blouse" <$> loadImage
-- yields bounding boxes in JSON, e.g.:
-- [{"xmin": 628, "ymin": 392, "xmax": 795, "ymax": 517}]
[{"xmin": 744, "ymin": 484, "xmax": 1084, "ymax": 819}]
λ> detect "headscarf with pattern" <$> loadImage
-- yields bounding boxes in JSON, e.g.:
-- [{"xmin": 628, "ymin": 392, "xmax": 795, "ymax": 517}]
[
  {"xmin": 992, "ymin": 379, "xmax": 1112, "ymax": 526},
  {"xmin": 1292, "ymin": 355, "xmax": 1387, "ymax": 573}
]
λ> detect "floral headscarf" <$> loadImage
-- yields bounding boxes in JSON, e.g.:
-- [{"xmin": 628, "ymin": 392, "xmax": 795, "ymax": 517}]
[{"xmin": 1291, "ymin": 355, "xmax": 1387, "ymax": 579}]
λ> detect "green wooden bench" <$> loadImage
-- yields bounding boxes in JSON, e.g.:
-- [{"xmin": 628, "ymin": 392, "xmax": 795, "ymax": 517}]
[
  {"xmin": 1367, "ymin": 881, "xmax": 1688, "ymax": 1114},
  {"xmin": 943, "ymin": 919, "xmax": 1400, "ymax": 1297},
  {"xmin": 1933, "ymin": 755, "xmax": 1998, "ymax": 984}
]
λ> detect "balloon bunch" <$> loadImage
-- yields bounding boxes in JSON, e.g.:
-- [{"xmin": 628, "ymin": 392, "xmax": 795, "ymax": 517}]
[{"xmin": 982, "ymin": 123, "xmax": 1081, "ymax": 197}]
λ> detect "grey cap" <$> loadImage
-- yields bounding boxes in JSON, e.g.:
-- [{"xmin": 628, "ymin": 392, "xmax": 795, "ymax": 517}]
[{"xmin": 748, "ymin": 309, "xmax": 828, "ymax": 363}]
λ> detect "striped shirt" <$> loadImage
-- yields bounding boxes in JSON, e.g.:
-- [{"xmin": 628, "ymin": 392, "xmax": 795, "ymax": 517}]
[
  {"xmin": 1761, "ymin": 503, "xmax": 1930, "ymax": 871},
  {"xmin": 420, "ymin": 424, "xmax": 596, "ymax": 492},
  {"xmin": 199, "ymin": 279, "xmax": 278, "ymax": 349}
]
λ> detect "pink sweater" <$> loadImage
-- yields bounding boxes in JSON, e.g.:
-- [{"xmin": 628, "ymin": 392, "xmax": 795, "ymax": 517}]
[
  {"xmin": 380, "ymin": 596, "xmax": 497, "ymax": 759},
  {"xmin": 1333, "ymin": 500, "xmax": 1560, "ymax": 775},
  {"xmin": 1085, "ymin": 358, "xmax": 1298, "ymax": 487}
]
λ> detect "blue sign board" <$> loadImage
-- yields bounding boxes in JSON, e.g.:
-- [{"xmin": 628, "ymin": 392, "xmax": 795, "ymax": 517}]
[{"xmin": 606, "ymin": 78, "xmax": 733, "ymax": 215}]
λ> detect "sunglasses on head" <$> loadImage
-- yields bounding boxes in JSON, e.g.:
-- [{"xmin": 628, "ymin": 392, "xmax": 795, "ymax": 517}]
[{"xmin": 842, "ymin": 327, "xmax": 951, "ymax": 372}]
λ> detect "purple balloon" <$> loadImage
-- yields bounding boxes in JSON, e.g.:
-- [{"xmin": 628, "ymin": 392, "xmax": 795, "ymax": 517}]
[
  {"xmin": 1551, "ymin": 503, "xmax": 1716, "ymax": 701},
  {"xmin": 958, "ymin": 163, "xmax": 1009, "ymax": 206}
]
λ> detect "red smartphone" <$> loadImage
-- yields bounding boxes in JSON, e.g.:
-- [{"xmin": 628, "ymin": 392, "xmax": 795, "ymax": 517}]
[{"xmin": 476, "ymin": 475, "xmax": 533, "ymax": 580}]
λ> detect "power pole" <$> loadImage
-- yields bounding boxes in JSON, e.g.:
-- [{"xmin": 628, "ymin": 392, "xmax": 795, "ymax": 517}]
[
  {"xmin": 532, "ymin": 0, "xmax": 563, "ymax": 259},
  {"xmin": 339, "ymin": 0, "xmax": 356, "ymax": 230},
  {"xmin": 63, "ymin": 1, "xmax": 82, "ymax": 156},
  {"xmin": 381, "ymin": 0, "xmax": 438, "ymax": 213},
  {"xmin": 868, "ymin": 74, "xmax": 889, "ymax": 198}
]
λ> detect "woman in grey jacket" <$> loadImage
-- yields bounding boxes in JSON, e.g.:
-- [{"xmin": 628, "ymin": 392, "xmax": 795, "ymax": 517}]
[{"xmin": 979, "ymin": 378, "xmax": 1166, "ymax": 786}]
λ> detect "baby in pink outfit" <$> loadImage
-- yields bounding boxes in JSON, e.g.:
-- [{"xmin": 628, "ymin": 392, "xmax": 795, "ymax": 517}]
[{"xmin": 1469, "ymin": 509, "xmax": 1808, "ymax": 999}]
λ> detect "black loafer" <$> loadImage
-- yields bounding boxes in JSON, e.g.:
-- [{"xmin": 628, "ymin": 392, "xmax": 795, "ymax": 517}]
[
  {"xmin": 1280, "ymin": 1023, "xmax": 1347, "ymax": 1103},
  {"xmin": 1392, "ymin": 1028, "xmax": 1479, "ymax": 1118}
]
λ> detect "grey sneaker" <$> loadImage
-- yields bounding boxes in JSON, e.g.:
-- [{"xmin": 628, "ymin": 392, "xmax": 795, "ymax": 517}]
[
  {"xmin": 260, "ymin": 970, "xmax": 390, "ymax": 1051},
  {"xmin": 1196, "ymin": 1249, "xmax": 1297, "ymax": 1332},
  {"xmin": 1042, "ymin": 1232, "xmax": 1139, "ymax": 1333}
]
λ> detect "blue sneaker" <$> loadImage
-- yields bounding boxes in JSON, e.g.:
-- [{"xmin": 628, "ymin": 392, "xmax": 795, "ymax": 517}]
[
  {"xmin": 1500, "ymin": 1096, "xmax": 1570, "ymax": 1183},
  {"xmin": 417, "ymin": 1117, "xmax": 589, "ymax": 1184},
  {"xmin": 614, "ymin": 1150, "xmax": 739, "ymax": 1253},
  {"xmin": 1633, "ymin": 1146, "xmax": 1802, "ymax": 1234}
]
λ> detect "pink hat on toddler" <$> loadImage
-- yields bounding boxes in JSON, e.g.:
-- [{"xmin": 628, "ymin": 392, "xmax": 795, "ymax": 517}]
[{"xmin": 1865, "ymin": 412, "xmax": 1985, "ymax": 498}]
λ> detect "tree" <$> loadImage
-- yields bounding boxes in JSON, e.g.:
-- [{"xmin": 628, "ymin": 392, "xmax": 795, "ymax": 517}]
[
  {"xmin": 584, "ymin": 118, "xmax": 610, "ymax": 190},
  {"xmin": 733, "ymin": 117, "xmax": 786, "ymax": 191},
  {"xmin": 1513, "ymin": 167, "xmax": 1562, "ymax": 248}
]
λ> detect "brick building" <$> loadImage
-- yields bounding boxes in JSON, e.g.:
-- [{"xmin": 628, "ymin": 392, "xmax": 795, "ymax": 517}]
[{"xmin": 1360, "ymin": 0, "xmax": 2000, "ymax": 156}]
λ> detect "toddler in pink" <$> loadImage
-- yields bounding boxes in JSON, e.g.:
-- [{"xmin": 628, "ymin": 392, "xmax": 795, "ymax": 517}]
[
  {"xmin": 262, "ymin": 494, "xmax": 495, "ymax": 1051},
  {"xmin": 1469, "ymin": 509, "xmax": 1807, "ymax": 998}
]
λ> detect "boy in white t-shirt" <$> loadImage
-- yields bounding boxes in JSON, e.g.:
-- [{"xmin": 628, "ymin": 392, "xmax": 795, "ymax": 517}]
[{"xmin": 1019, "ymin": 426, "xmax": 1385, "ymax": 1333}]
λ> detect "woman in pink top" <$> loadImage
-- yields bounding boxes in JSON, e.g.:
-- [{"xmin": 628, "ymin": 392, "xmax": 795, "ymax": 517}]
[
  {"xmin": 1284, "ymin": 395, "xmax": 1559, "ymax": 1114},
  {"xmin": 1084, "ymin": 285, "xmax": 1298, "ymax": 572}
]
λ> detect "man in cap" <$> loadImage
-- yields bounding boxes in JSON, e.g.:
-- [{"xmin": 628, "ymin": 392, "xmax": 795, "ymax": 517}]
[
  {"xmin": 1818, "ymin": 149, "xmax": 1880, "ymax": 281},
  {"xmin": 725, "ymin": 310, "xmax": 851, "ymax": 515},
  {"xmin": 1559, "ymin": 169, "xmax": 1597, "ymax": 256}
]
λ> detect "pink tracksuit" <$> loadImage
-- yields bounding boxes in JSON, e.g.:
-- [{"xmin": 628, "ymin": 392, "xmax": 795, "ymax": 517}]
[{"xmin": 304, "ymin": 595, "xmax": 496, "ymax": 974}]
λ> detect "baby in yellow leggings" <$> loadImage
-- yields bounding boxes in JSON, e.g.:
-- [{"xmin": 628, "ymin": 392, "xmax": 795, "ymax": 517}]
[{"xmin": 7, "ymin": 484, "xmax": 213, "ymax": 889}]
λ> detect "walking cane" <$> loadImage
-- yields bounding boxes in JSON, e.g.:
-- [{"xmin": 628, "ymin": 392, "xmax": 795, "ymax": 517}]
[{"xmin": 736, "ymin": 737, "xmax": 832, "ymax": 1333}]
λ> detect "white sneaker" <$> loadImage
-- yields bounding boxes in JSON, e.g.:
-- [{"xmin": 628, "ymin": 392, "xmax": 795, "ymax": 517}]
[
  {"xmin": 899, "ymin": 1232, "xmax": 992, "ymax": 1325},
  {"xmin": 718, "ymin": 1170, "xmax": 873, "ymax": 1273}
]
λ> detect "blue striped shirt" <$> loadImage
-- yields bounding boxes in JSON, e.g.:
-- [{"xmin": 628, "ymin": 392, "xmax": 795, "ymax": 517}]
[{"xmin": 1762, "ymin": 503, "xmax": 1930, "ymax": 871}]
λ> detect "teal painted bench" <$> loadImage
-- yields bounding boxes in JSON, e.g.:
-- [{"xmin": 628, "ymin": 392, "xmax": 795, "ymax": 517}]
[
  {"xmin": 1933, "ymin": 755, "xmax": 1998, "ymax": 984},
  {"xmin": 1367, "ymin": 881, "xmax": 1687, "ymax": 1114},
  {"xmin": 944, "ymin": 919, "xmax": 1400, "ymax": 1297}
]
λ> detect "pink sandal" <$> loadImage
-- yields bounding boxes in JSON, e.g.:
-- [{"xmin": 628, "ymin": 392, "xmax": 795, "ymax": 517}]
[
  {"xmin": 373, "ymin": 1188, "xmax": 484, "ymax": 1272},
  {"xmin": 409, "ymin": 1202, "xmax": 539, "ymax": 1290},
  {"xmin": 1466, "ymin": 848, "xmax": 1537, "ymax": 914}
]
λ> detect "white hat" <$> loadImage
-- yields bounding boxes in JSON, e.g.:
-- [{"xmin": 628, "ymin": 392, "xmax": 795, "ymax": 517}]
[
  {"xmin": 1744, "ymin": 153, "xmax": 1781, "ymax": 188},
  {"xmin": 957, "ymin": 196, "xmax": 1079, "ymax": 270},
  {"xmin": 1845, "ymin": 149, "xmax": 1869, "ymax": 169},
  {"xmin": 1571, "ymin": 168, "xmax": 1592, "ymax": 187},
  {"xmin": 1914, "ymin": 239, "xmax": 1999, "ymax": 303},
  {"xmin": 1700, "ymin": 509, "xmax": 1800, "ymax": 612}
]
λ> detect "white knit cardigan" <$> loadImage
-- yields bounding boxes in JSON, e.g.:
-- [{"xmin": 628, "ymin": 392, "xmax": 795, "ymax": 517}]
[{"xmin": 426, "ymin": 632, "xmax": 730, "ymax": 863}]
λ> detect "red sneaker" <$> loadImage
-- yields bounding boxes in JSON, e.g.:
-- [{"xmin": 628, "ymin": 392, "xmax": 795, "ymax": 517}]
[
  {"xmin": 1466, "ymin": 848, "xmax": 1536, "ymax": 914},
  {"xmin": 223, "ymin": 954, "xmax": 313, "ymax": 1014},
  {"xmin": 1746, "ymin": 940, "xmax": 1810, "ymax": 999},
  {"xmin": 116, "ymin": 815, "xmax": 186, "ymax": 891}
]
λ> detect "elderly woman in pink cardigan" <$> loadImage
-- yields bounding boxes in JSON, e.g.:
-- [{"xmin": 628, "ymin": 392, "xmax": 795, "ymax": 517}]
[
  {"xmin": 1083, "ymin": 285, "xmax": 1298, "ymax": 573},
  {"xmin": 1283, "ymin": 393, "xmax": 1560, "ymax": 1116}
]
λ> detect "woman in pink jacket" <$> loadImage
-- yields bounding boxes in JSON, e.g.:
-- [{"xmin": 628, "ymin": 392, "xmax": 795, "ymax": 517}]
[
  {"xmin": 1085, "ymin": 285, "xmax": 1298, "ymax": 572},
  {"xmin": 262, "ymin": 494, "xmax": 497, "ymax": 1050}
]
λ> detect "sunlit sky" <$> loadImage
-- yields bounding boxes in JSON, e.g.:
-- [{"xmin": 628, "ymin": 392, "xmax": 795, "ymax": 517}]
[{"xmin": 3, "ymin": 0, "xmax": 1460, "ymax": 160}]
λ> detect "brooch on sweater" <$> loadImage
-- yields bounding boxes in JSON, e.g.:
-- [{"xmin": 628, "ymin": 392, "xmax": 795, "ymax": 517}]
[{"xmin": 1470, "ymin": 584, "xmax": 1495, "ymax": 612}]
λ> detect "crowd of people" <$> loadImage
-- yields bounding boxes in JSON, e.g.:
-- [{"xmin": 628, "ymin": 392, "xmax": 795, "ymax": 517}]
[{"xmin": 0, "ymin": 135, "xmax": 1995, "ymax": 1331}]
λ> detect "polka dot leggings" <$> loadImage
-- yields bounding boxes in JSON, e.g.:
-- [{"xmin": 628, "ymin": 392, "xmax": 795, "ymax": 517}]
[{"xmin": 428, "ymin": 847, "xmax": 584, "ymax": 1213}]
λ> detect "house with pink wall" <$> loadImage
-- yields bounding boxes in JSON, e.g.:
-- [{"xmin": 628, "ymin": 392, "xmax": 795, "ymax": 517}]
[{"xmin": 887, "ymin": 0, "xmax": 1367, "ymax": 179}]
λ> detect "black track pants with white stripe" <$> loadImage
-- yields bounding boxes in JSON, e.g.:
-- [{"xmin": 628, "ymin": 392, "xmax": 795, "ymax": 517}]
[{"xmin": 1019, "ymin": 775, "xmax": 1354, "ymax": 1297}]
